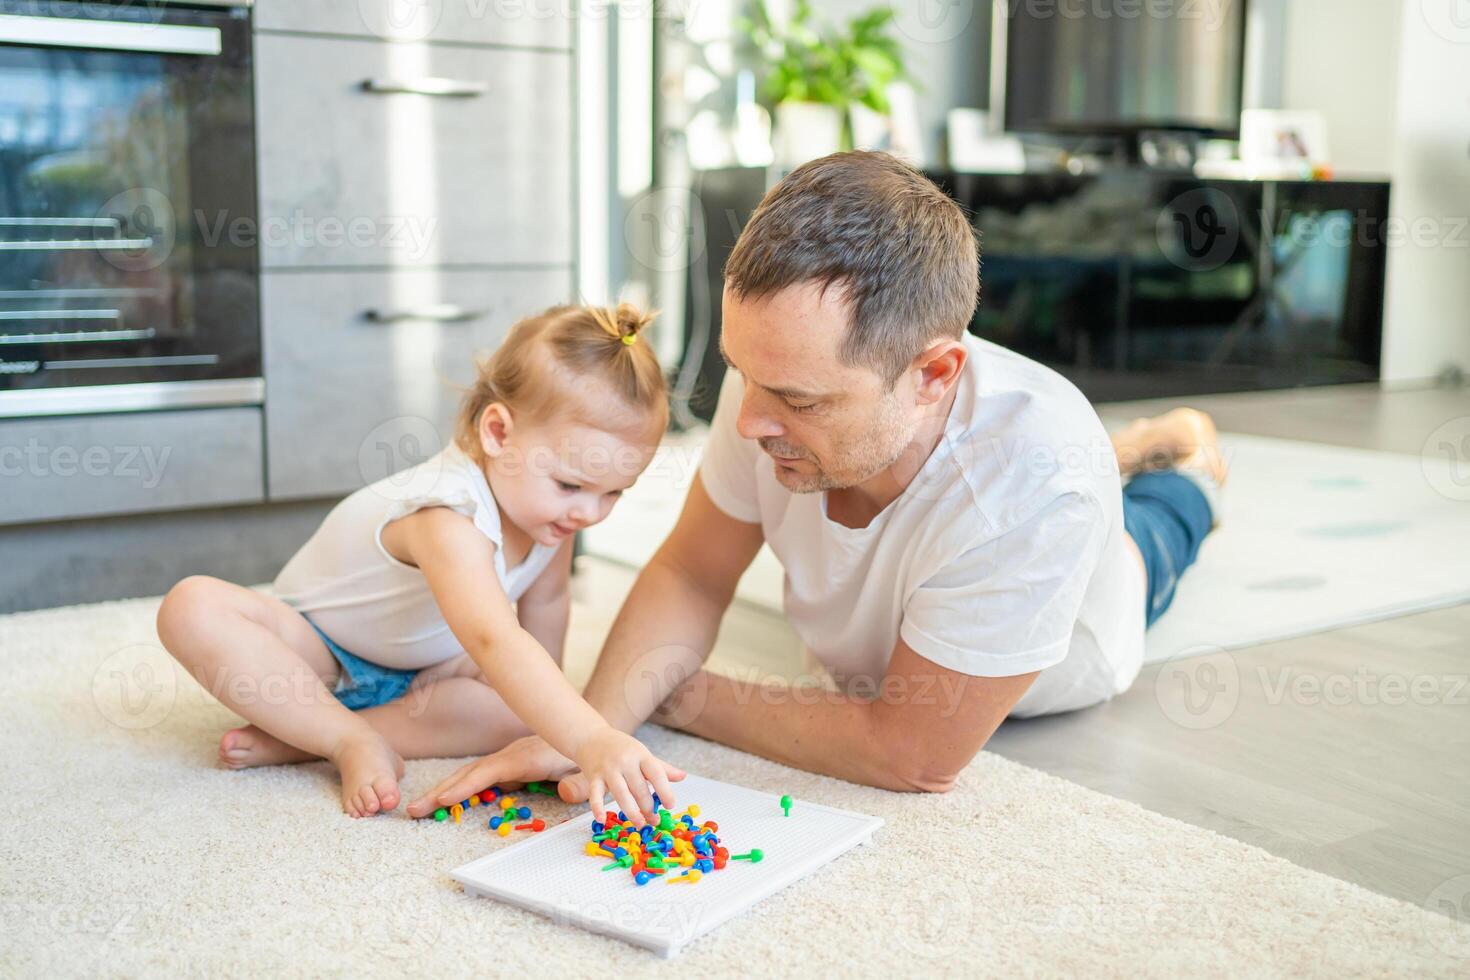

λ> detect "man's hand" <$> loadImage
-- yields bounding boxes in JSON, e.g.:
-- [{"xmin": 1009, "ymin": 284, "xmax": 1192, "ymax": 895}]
[
  {"xmin": 556, "ymin": 769, "xmax": 592, "ymax": 805},
  {"xmin": 405, "ymin": 735, "xmax": 576, "ymax": 818}
]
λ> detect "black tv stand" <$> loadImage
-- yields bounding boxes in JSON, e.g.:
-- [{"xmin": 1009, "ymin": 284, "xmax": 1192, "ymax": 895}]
[
  {"xmin": 675, "ymin": 166, "xmax": 1391, "ymax": 421},
  {"xmin": 932, "ymin": 169, "xmax": 1390, "ymax": 402}
]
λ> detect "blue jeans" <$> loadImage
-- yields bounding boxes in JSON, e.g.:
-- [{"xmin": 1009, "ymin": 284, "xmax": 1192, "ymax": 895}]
[{"xmin": 1121, "ymin": 471, "xmax": 1214, "ymax": 628}]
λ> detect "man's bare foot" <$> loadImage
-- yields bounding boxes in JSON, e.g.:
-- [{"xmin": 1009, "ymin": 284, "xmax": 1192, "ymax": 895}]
[
  {"xmin": 331, "ymin": 733, "xmax": 405, "ymax": 818},
  {"xmin": 219, "ymin": 725, "xmax": 317, "ymax": 769},
  {"xmin": 1111, "ymin": 407, "xmax": 1228, "ymax": 486}
]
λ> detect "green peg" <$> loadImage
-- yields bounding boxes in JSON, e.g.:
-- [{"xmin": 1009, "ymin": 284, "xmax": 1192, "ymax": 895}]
[
  {"xmin": 433, "ymin": 808, "xmax": 448, "ymax": 822},
  {"xmin": 658, "ymin": 808, "xmax": 674, "ymax": 832},
  {"xmin": 731, "ymin": 848, "xmax": 764, "ymax": 863},
  {"xmin": 780, "ymin": 795, "xmax": 793, "ymax": 817}
]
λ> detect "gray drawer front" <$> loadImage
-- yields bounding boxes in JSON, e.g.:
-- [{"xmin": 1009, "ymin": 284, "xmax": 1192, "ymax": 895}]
[
  {"xmin": 255, "ymin": 34, "xmax": 573, "ymax": 269},
  {"xmin": 254, "ymin": 0, "xmax": 572, "ymax": 50},
  {"xmin": 263, "ymin": 267, "xmax": 574, "ymax": 500},
  {"xmin": 0, "ymin": 408, "xmax": 264, "ymax": 526}
]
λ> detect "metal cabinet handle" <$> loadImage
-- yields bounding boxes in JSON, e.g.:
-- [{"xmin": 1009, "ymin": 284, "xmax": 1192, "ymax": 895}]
[
  {"xmin": 361, "ymin": 77, "xmax": 489, "ymax": 97},
  {"xmin": 0, "ymin": 217, "xmax": 151, "ymax": 252},
  {"xmin": 0, "ymin": 13, "xmax": 222, "ymax": 56},
  {"xmin": 0, "ymin": 309, "xmax": 123, "ymax": 322},
  {"xmin": 0, "ymin": 217, "xmax": 122, "ymax": 230},
  {"xmin": 363, "ymin": 305, "xmax": 486, "ymax": 324},
  {"xmin": 0, "ymin": 238, "xmax": 153, "ymax": 251},
  {"xmin": 0, "ymin": 327, "xmax": 155, "ymax": 346}
]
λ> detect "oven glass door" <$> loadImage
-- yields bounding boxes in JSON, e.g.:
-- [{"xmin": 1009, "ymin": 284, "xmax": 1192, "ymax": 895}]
[{"xmin": 0, "ymin": 0, "xmax": 258, "ymax": 414}]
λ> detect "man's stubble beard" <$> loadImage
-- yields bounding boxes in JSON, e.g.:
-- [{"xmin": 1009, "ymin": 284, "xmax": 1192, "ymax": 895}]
[{"xmin": 770, "ymin": 394, "xmax": 914, "ymax": 494}]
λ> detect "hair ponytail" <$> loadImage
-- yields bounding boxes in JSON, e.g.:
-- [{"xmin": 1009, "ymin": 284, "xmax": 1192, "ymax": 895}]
[
  {"xmin": 455, "ymin": 302, "xmax": 668, "ymax": 462},
  {"xmin": 588, "ymin": 301, "xmax": 656, "ymax": 348}
]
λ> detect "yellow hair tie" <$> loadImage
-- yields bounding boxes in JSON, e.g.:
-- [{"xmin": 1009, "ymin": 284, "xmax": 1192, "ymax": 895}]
[{"xmin": 621, "ymin": 333, "xmax": 638, "ymax": 346}]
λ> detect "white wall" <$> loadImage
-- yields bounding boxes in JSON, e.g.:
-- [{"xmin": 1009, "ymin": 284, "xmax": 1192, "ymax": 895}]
[
  {"xmin": 1380, "ymin": 0, "xmax": 1470, "ymax": 383},
  {"xmin": 1278, "ymin": 0, "xmax": 1403, "ymax": 177},
  {"xmin": 1268, "ymin": 0, "xmax": 1469, "ymax": 382}
]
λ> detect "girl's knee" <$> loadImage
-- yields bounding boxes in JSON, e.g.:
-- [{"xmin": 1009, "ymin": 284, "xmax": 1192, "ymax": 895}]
[{"xmin": 157, "ymin": 576, "xmax": 242, "ymax": 644}]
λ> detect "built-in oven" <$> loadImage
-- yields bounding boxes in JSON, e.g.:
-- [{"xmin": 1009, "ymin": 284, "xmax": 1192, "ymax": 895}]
[{"xmin": 0, "ymin": 0, "xmax": 258, "ymax": 417}]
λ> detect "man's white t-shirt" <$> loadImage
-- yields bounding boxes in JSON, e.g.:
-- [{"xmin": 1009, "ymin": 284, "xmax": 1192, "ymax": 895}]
[
  {"xmin": 273, "ymin": 443, "xmax": 560, "ymax": 670},
  {"xmin": 699, "ymin": 334, "xmax": 1146, "ymax": 717}
]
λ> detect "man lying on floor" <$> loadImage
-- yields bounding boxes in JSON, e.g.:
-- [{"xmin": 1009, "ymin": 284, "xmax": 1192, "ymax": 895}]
[{"xmin": 408, "ymin": 150, "xmax": 1227, "ymax": 813}]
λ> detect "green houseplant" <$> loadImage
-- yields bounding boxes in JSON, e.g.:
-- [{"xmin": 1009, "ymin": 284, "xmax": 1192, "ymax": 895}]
[{"xmin": 740, "ymin": 0, "xmax": 909, "ymax": 165}]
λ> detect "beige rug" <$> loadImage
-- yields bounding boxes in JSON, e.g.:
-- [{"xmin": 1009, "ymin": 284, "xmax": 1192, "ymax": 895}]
[{"xmin": 3, "ymin": 594, "xmax": 1467, "ymax": 976}]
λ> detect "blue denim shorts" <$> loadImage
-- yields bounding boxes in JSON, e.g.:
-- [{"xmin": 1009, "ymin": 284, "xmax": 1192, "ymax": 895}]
[
  {"xmin": 1121, "ymin": 471, "xmax": 1215, "ymax": 628},
  {"xmin": 306, "ymin": 618, "xmax": 420, "ymax": 711}
]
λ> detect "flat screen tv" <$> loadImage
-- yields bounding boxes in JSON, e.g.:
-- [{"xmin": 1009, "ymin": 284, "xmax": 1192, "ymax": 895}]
[{"xmin": 1001, "ymin": 0, "xmax": 1250, "ymax": 138}]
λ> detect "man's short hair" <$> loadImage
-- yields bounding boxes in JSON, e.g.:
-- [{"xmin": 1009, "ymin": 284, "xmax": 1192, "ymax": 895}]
[{"xmin": 723, "ymin": 150, "xmax": 980, "ymax": 384}]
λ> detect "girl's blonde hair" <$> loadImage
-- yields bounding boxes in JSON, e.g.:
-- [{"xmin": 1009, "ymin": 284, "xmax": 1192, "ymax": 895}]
[{"xmin": 455, "ymin": 302, "xmax": 667, "ymax": 461}]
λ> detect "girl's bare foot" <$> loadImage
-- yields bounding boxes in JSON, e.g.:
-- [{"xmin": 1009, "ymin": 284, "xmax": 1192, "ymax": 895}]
[
  {"xmin": 1112, "ymin": 407, "xmax": 1228, "ymax": 486},
  {"xmin": 330, "ymin": 733, "xmax": 405, "ymax": 818},
  {"xmin": 219, "ymin": 725, "xmax": 317, "ymax": 769}
]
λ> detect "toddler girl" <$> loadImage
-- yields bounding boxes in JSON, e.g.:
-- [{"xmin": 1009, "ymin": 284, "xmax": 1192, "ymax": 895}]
[{"xmin": 157, "ymin": 303, "xmax": 682, "ymax": 820}]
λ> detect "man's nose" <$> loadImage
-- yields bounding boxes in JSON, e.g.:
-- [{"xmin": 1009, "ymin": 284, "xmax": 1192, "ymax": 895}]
[{"xmin": 736, "ymin": 393, "xmax": 783, "ymax": 441}]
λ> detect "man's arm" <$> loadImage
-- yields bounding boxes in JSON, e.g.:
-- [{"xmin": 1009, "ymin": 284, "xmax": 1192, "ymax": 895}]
[
  {"xmin": 516, "ymin": 537, "xmax": 574, "ymax": 664},
  {"xmin": 579, "ymin": 473, "xmax": 766, "ymax": 732},
  {"xmin": 655, "ymin": 638, "xmax": 1034, "ymax": 793}
]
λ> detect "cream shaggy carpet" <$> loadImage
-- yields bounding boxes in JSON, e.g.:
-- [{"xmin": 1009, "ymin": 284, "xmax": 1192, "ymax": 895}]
[{"xmin": 3, "ymin": 594, "xmax": 1467, "ymax": 977}]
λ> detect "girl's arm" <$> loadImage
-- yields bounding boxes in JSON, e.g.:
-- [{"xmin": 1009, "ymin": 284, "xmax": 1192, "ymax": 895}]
[
  {"xmin": 382, "ymin": 506, "xmax": 675, "ymax": 823},
  {"xmin": 515, "ymin": 537, "xmax": 573, "ymax": 664}
]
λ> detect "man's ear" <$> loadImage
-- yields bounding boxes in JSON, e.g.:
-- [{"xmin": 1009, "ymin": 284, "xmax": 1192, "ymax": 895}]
[
  {"xmin": 912, "ymin": 340, "xmax": 967, "ymax": 405},
  {"xmin": 477, "ymin": 403, "xmax": 514, "ymax": 459}
]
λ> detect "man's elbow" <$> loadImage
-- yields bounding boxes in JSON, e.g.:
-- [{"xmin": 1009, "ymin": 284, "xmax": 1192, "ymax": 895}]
[
  {"xmin": 893, "ymin": 764, "xmax": 961, "ymax": 794},
  {"xmin": 880, "ymin": 737, "xmax": 974, "ymax": 793}
]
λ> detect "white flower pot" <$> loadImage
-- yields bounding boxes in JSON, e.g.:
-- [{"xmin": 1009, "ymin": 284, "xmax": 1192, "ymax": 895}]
[{"xmin": 773, "ymin": 101, "xmax": 844, "ymax": 168}]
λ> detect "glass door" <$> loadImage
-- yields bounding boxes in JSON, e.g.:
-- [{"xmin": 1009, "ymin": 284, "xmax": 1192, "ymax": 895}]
[{"xmin": 0, "ymin": 0, "xmax": 259, "ymax": 415}]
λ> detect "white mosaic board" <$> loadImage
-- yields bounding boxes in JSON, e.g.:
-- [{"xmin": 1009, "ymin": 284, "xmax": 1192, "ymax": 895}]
[{"xmin": 450, "ymin": 773, "xmax": 883, "ymax": 957}]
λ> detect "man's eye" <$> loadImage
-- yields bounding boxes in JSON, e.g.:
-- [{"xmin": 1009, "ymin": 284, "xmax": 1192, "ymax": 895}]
[
  {"xmin": 556, "ymin": 481, "xmax": 581, "ymax": 492},
  {"xmin": 788, "ymin": 402, "xmax": 817, "ymax": 414}
]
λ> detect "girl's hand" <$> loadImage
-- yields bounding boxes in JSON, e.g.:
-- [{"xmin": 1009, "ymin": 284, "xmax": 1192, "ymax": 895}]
[
  {"xmin": 573, "ymin": 727, "xmax": 683, "ymax": 827},
  {"xmin": 405, "ymin": 735, "xmax": 575, "ymax": 819}
]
